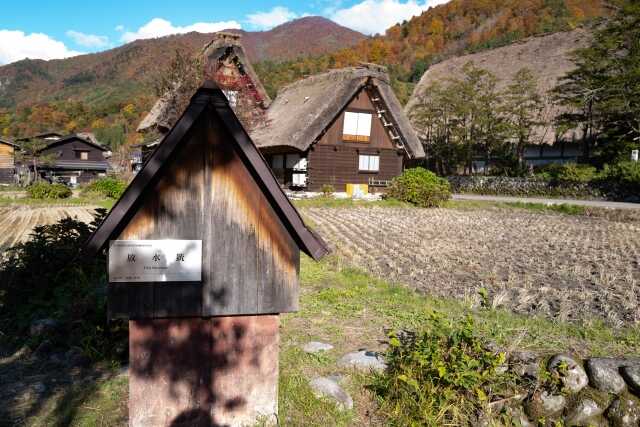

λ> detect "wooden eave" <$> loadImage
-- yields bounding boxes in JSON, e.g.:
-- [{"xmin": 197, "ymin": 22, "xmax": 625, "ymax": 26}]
[{"xmin": 86, "ymin": 81, "xmax": 328, "ymax": 260}]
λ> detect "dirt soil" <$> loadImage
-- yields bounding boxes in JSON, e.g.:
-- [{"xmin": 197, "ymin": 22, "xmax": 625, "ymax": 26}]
[
  {"xmin": 302, "ymin": 206, "xmax": 640, "ymax": 326},
  {"xmin": 0, "ymin": 206, "xmax": 97, "ymax": 252}
]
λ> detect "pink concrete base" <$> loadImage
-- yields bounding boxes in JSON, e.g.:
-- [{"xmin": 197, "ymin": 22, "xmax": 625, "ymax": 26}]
[{"xmin": 129, "ymin": 315, "xmax": 279, "ymax": 427}]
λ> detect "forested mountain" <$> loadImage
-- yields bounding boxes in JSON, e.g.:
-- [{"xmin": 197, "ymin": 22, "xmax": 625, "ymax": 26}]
[
  {"xmin": 256, "ymin": 0, "xmax": 608, "ymax": 103},
  {"xmin": 0, "ymin": 0, "xmax": 609, "ymax": 150}
]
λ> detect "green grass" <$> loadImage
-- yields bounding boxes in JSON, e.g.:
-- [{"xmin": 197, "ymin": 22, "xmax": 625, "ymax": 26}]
[
  {"xmin": 276, "ymin": 256, "xmax": 640, "ymax": 425},
  {"xmin": 16, "ymin": 251, "xmax": 639, "ymax": 426},
  {"xmin": 0, "ymin": 196, "xmax": 116, "ymax": 209},
  {"xmin": 294, "ymin": 196, "xmax": 599, "ymax": 219},
  {"xmin": 293, "ymin": 197, "xmax": 411, "ymax": 209}
]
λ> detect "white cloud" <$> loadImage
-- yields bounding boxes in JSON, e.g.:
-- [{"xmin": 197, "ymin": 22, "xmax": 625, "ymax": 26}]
[
  {"xmin": 330, "ymin": 0, "xmax": 450, "ymax": 35},
  {"xmin": 246, "ymin": 6, "xmax": 298, "ymax": 30},
  {"xmin": 120, "ymin": 18, "xmax": 241, "ymax": 43},
  {"xmin": 66, "ymin": 30, "xmax": 109, "ymax": 48},
  {"xmin": 114, "ymin": 24, "xmax": 125, "ymax": 32},
  {"xmin": 0, "ymin": 30, "xmax": 83, "ymax": 65}
]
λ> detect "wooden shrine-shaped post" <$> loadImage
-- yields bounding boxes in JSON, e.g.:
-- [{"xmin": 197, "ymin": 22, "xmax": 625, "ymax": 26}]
[{"xmin": 86, "ymin": 81, "xmax": 328, "ymax": 427}]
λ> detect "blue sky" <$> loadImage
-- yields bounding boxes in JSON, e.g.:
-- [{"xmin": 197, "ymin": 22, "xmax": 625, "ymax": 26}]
[{"xmin": 0, "ymin": 0, "xmax": 449, "ymax": 65}]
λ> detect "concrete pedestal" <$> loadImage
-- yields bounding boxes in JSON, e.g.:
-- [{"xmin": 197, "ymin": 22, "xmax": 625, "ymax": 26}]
[{"xmin": 129, "ymin": 315, "xmax": 279, "ymax": 427}]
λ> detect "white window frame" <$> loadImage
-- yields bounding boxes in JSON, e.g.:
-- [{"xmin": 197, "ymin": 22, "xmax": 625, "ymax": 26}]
[
  {"xmin": 358, "ymin": 154, "xmax": 379, "ymax": 172},
  {"xmin": 343, "ymin": 111, "xmax": 373, "ymax": 142}
]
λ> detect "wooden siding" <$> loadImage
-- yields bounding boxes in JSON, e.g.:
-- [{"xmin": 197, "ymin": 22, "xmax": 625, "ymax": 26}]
[
  {"xmin": 109, "ymin": 113, "xmax": 299, "ymax": 319},
  {"xmin": 307, "ymin": 145, "xmax": 402, "ymax": 191},
  {"xmin": 41, "ymin": 138, "xmax": 105, "ymax": 162},
  {"xmin": 308, "ymin": 87, "xmax": 402, "ymax": 191},
  {"xmin": 318, "ymin": 87, "xmax": 396, "ymax": 151},
  {"xmin": 0, "ymin": 143, "xmax": 14, "ymax": 169}
]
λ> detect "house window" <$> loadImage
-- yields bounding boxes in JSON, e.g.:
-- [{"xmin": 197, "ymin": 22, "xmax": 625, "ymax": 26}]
[
  {"xmin": 343, "ymin": 111, "xmax": 372, "ymax": 142},
  {"xmin": 223, "ymin": 90, "xmax": 238, "ymax": 107},
  {"xmin": 285, "ymin": 154, "xmax": 307, "ymax": 171},
  {"xmin": 358, "ymin": 155, "xmax": 379, "ymax": 172},
  {"xmin": 272, "ymin": 154, "xmax": 284, "ymax": 170},
  {"xmin": 76, "ymin": 151, "xmax": 89, "ymax": 160}
]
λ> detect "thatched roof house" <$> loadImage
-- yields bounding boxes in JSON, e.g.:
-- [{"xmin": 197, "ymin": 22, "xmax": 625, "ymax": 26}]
[
  {"xmin": 137, "ymin": 32, "xmax": 271, "ymax": 135},
  {"xmin": 406, "ymin": 29, "xmax": 592, "ymax": 147},
  {"xmin": 253, "ymin": 64, "xmax": 424, "ymax": 192},
  {"xmin": 254, "ymin": 64, "xmax": 423, "ymax": 157}
]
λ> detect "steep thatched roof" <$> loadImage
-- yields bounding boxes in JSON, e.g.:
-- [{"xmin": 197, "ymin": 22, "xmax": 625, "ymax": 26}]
[
  {"xmin": 252, "ymin": 64, "xmax": 425, "ymax": 159},
  {"xmin": 137, "ymin": 32, "xmax": 271, "ymax": 134},
  {"xmin": 406, "ymin": 29, "xmax": 592, "ymax": 145}
]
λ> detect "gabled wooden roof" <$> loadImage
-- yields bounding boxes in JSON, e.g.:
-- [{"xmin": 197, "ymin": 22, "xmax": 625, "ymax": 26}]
[
  {"xmin": 252, "ymin": 64, "xmax": 425, "ymax": 159},
  {"xmin": 86, "ymin": 81, "xmax": 329, "ymax": 260}
]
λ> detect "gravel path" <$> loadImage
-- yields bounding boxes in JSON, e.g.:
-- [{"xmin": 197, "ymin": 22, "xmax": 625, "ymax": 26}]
[{"xmin": 302, "ymin": 206, "xmax": 640, "ymax": 326}]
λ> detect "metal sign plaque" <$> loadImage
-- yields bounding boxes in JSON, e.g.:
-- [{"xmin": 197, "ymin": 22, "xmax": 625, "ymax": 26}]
[{"xmin": 108, "ymin": 240, "xmax": 202, "ymax": 283}]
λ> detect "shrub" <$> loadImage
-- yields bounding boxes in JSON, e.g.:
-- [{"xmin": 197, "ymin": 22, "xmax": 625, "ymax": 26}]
[
  {"xmin": 535, "ymin": 163, "xmax": 597, "ymax": 183},
  {"xmin": 387, "ymin": 168, "xmax": 451, "ymax": 207},
  {"xmin": 0, "ymin": 211, "xmax": 127, "ymax": 360},
  {"xmin": 369, "ymin": 313, "xmax": 513, "ymax": 426},
  {"xmin": 27, "ymin": 182, "xmax": 72, "ymax": 199},
  {"xmin": 82, "ymin": 177, "xmax": 127, "ymax": 199},
  {"xmin": 598, "ymin": 161, "xmax": 640, "ymax": 201}
]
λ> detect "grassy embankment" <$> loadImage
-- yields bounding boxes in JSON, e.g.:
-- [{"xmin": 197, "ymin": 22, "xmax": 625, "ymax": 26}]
[{"xmin": 26, "ymin": 254, "xmax": 639, "ymax": 426}]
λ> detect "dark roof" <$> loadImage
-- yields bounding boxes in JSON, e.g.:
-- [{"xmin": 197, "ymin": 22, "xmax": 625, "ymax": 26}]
[
  {"xmin": 45, "ymin": 160, "xmax": 110, "ymax": 171},
  {"xmin": 42, "ymin": 134, "xmax": 109, "ymax": 152},
  {"xmin": 86, "ymin": 81, "xmax": 329, "ymax": 260},
  {"xmin": 15, "ymin": 132, "xmax": 64, "ymax": 142},
  {"xmin": 252, "ymin": 64, "xmax": 425, "ymax": 159},
  {"xmin": 137, "ymin": 32, "xmax": 271, "ymax": 134}
]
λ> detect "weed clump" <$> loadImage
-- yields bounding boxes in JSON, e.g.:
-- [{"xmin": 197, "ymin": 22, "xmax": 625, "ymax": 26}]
[{"xmin": 369, "ymin": 312, "xmax": 514, "ymax": 426}]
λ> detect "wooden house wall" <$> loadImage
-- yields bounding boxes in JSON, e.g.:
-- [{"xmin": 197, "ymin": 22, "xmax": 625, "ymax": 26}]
[
  {"xmin": 0, "ymin": 143, "xmax": 15, "ymax": 183},
  {"xmin": 41, "ymin": 138, "xmax": 105, "ymax": 162},
  {"xmin": 307, "ymin": 88, "xmax": 403, "ymax": 191},
  {"xmin": 109, "ymin": 113, "xmax": 299, "ymax": 319}
]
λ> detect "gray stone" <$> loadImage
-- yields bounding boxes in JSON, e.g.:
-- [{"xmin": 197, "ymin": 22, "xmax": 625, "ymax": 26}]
[
  {"xmin": 525, "ymin": 391, "xmax": 566, "ymax": 419},
  {"xmin": 338, "ymin": 350, "xmax": 386, "ymax": 373},
  {"xmin": 565, "ymin": 398, "xmax": 606, "ymax": 426},
  {"xmin": 30, "ymin": 318, "xmax": 59, "ymax": 336},
  {"xmin": 510, "ymin": 350, "xmax": 538, "ymax": 364},
  {"xmin": 621, "ymin": 366, "xmax": 640, "ymax": 394},
  {"xmin": 586, "ymin": 358, "xmax": 627, "ymax": 394},
  {"xmin": 309, "ymin": 377, "xmax": 353, "ymax": 410},
  {"xmin": 513, "ymin": 362, "xmax": 540, "ymax": 380},
  {"xmin": 548, "ymin": 355, "xmax": 589, "ymax": 393},
  {"xmin": 505, "ymin": 405, "xmax": 535, "ymax": 427},
  {"xmin": 606, "ymin": 395, "xmax": 640, "ymax": 427},
  {"xmin": 303, "ymin": 341, "xmax": 334, "ymax": 354}
]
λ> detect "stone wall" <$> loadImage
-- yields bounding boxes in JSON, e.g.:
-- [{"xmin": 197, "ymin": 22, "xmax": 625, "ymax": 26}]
[
  {"xmin": 447, "ymin": 176, "xmax": 604, "ymax": 199},
  {"xmin": 490, "ymin": 351, "xmax": 640, "ymax": 426}
]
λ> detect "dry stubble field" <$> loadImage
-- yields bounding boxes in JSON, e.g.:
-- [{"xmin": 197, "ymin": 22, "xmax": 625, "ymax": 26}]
[
  {"xmin": 301, "ymin": 206, "xmax": 640, "ymax": 326},
  {"xmin": 0, "ymin": 206, "xmax": 97, "ymax": 252}
]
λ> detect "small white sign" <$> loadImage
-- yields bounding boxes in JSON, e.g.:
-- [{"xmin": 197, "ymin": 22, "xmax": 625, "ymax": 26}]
[
  {"xmin": 108, "ymin": 240, "xmax": 202, "ymax": 283},
  {"xmin": 632, "ymin": 150, "xmax": 639, "ymax": 162}
]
